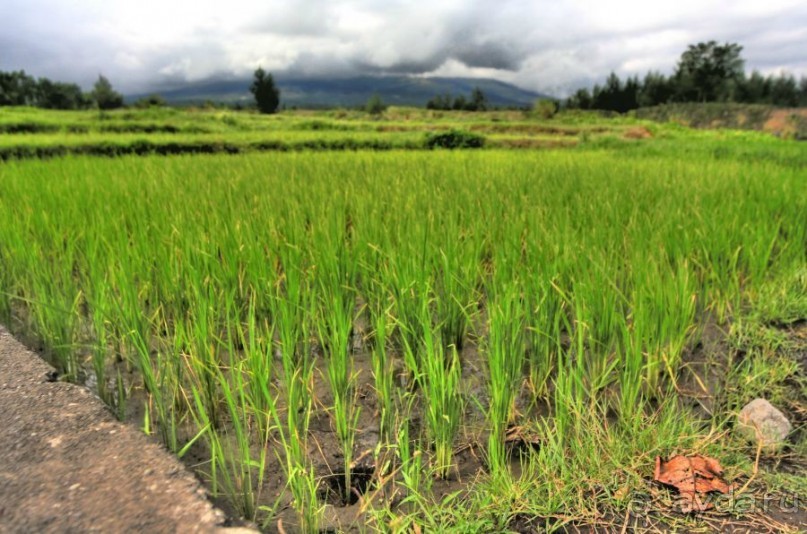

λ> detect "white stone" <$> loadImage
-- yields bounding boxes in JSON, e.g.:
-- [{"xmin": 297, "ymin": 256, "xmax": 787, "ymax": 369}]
[{"xmin": 737, "ymin": 398, "xmax": 792, "ymax": 451}]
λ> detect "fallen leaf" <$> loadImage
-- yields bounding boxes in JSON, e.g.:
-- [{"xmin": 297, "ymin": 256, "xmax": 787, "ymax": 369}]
[
  {"xmin": 654, "ymin": 454, "xmax": 732, "ymax": 513},
  {"xmin": 505, "ymin": 425, "xmax": 540, "ymax": 445},
  {"xmin": 504, "ymin": 425, "xmax": 541, "ymax": 453}
]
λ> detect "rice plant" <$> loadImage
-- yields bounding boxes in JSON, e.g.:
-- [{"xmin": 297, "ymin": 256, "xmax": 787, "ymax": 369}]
[
  {"xmin": 485, "ymin": 283, "xmax": 526, "ymax": 474},
  {"xmin": 371, "ymin": 303, "xmax": 395, "ymax": 443},
  {"xmin": 402, "ymin": 295, "xmax": 464, "ymax": 479},
  {"xmin": 0, "ymin": 137, "xmax": 804, "ymax": 531}
]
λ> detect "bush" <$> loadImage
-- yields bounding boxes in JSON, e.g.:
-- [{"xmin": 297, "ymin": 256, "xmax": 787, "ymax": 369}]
[
  {"xmin": 134, "ymin": 94, "xmax": 166, "ymax": 108},
  {"xmin": 791, "ymin": 114, "xmax": 807, "ymax": 140},
  {"xmin": 365, "ymin": 93, "xmax": 387, "ymax": 116},
  {"xmin": 425, "ymin": 129, "xmax": 486, "ymax": 149},
  {"xmin": 0, "ymin": 122, "xmax": 59, "ymax": 134},
  {"xmin": 91, "ymin": 76, "xmax": 124, "ymax": 110},
  {"xmin": 533, "ymin": 99, "xmax": 558, "ymax": 119}
]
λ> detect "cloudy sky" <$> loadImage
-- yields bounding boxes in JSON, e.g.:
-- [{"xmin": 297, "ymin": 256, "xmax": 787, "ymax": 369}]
[{"xmin": 1, "ymin": 0, "xmax": 805, "ymax": 96}]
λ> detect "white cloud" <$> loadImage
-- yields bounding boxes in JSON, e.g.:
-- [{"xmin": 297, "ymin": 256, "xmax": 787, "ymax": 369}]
[{"xmin": 1, "ymin": 0, "xmax": 805, "ymax": 95}]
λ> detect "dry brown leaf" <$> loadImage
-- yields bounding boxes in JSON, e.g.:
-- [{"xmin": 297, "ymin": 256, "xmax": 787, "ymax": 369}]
[
  {"xmin": 504, "ymin": 425, "xmax": 542, "ymax": 452},
  {"xmin": 504, "ymin": 425, "xmax": 539, "ymax": 444},
  {"xmin": 654, "ymin": 454, "xmax": 732, "ymax": 513}
]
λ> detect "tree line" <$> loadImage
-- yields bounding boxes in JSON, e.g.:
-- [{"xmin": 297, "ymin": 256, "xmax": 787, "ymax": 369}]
[
  {"xmin": 0, "ymin": 70, "xmax": 124, "ymax": 110},
  {"xmin": 426, "ymin": 87, "xmax": 489, "ymax": 111},
  {"xmin": 566, "ymin": 41, "xmax": 807, "ymax": 112}
]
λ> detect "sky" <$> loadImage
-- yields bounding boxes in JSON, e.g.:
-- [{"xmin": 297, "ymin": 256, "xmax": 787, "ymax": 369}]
[{"xmin": 1, "ymin": 0, "xmax": 806, "ymax": 96}]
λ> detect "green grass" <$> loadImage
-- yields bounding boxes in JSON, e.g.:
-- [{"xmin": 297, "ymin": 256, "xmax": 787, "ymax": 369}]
[{"xmin": 0, "ymin": 109, "xmax": 805, "ymax": 531}]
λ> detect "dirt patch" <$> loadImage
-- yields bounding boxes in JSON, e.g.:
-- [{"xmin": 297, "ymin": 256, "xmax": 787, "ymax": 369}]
[
  {"xmin": 469, "ymin": 123, "xmax": 584, "ymax": 136},
  {"xmin": 494, "ymin": 138, "xmax": 578, "ymax": 149},
  {"xmin": 762, "ymin": 109, "xmax": 806, "ymax": 138},
  {"xmin": 0, "ymin": 326, "xmax": 247, "ymax": 533},
  {"xmin": 623, "ymin": 126, "xmax": 653, "ymax": 140}
]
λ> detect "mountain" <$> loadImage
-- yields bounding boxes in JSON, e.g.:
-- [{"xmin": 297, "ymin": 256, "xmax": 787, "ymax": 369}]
[{"xmin": 128, "ymin": 76, "xmax": 552, "ymax": 108}]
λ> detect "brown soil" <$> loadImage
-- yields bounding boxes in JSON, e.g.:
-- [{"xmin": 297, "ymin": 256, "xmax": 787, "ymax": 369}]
[
  {"xmin": 623, "ymin": 126, "xmax": 653, "ymax": 140},
  {"xmin": 763, "ymin": 109, "xmax": 807, "ymax": 138},
  {"xmin": 494, "ymin": 138, "xmax": 578, "ymax": 149},
  {"xmin": 0, "ymin": 325, "xmax": 250, "ymax": 534}
]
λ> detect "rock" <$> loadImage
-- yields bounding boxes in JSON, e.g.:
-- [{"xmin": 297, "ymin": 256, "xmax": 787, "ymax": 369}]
[{"xmin": 736, "ymin": 398, "xmax": 792, "ymax": 451}]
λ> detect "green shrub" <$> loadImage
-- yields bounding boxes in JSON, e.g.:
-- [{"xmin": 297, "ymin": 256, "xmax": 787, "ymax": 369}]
[
  {"xmin": 533, "ymin": 99, "xmax": 558, "ymax": 119},
  {"xmin": 424, "ymin": 129, "xmax": 485, "ymax": 149},
  {"xmin": 792, "ymin": 114, "xmax": 807, "ymax": 141},
  {"xmin": 0, "ymin": 122, "xmax": 60, "ymax": 134},
  {"xmin": 365, "ymin": 94, "xmax": 387, "ymax": 116}
]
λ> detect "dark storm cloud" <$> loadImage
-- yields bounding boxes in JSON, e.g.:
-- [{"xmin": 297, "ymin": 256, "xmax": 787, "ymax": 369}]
[
  {"xmin": 358, "ymin": 57, "xmax": 450, "ymax": 76},
  {"xmin": 452, "ymin": 41, "xmax": 526, "ymax": 71},
  {"xmin": 1, "ymin": 0, "xmax": 805, "ymax": 95}
]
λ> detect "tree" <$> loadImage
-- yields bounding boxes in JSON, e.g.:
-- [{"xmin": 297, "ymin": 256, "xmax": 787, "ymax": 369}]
[
  {"xmin": 469, "ymin": 87, "xmax": 488, "ymax": 111},
  {"xmin": 638, "ymin": 72, "xmax": 674, "ymax": 107},
  {"xmin": 134, "ymin": 94, "xmax": 166, "ymax": 108},
  {"xmin": 737, "ymin": 70, "xmax": 771, "ymax": 104},
  {"xmin": 365, "ymin": 93, "xmax": 387, "ymax": 116},
  {"xmin": 768, "ymin": 74, "xmax": 798, "ymax": 107},
  {"xmin": 36, "ymin": 78, "xmax": 90, "ymax": 110},
  {"xmin": 564, "ymin": 41, "xmax": 804, "ymax": 111},
  {"xmin": 592, "ymin": 73, "xmax": 622, "ymax": 110},
  {"xmin": 427, "ymin": 89, "xmax": 488, "ymax": 111},
  {"xmin": 250, "ymin": 67, "xmax": 280, "ymax": 114},
  {"xmin": 91, "ymin": 75, "xmax": 124, "ymax": 110},
  {"xmin": 673, "ymin": 41, "xmax": 744, "ymax": 102},
  {"xmin": 426, "ymin": 93, "xmax": 452, "ymax": 110},
  {"xmin": 0, "ymin": 70, "xmax": 38, "ymax": 106},
  {"xmin": 621, "ymin": 75, "xmax": 641, "ymax": 112},
  {"xmin": 566, "ymin": 88, "xmax": 592, "ymax": 110},
  {"xmin": 799, "ymin": 77, "xmax": 807, "ymax": 107},
  {"xmin": 452, "ymin": 95, "xmax": 467, "ymax": 110}
]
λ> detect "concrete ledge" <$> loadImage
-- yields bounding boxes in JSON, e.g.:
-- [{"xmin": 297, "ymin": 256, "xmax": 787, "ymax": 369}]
[{"xmin": 0, "ymin": 326, "xmax": 231, "ymax": 533}]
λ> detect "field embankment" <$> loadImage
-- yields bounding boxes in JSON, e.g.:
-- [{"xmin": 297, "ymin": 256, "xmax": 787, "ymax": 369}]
[
  {"xmin": 0, "ymin": 326, "xmax": 236, "ymax": 532},
  {"xmin": 0, "ymin": 106, "xmax": 662, "ymax": 160},
  {"xmin": 636, "ymin": 103, "xmax": 807, "ymax": 139}
]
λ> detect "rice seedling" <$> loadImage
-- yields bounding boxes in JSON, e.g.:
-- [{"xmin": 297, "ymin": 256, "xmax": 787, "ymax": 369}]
[
  {"xmin": 126, "ymin": 314, "xmax": 184, "ymax": 453},
  {"xmin": 524, "ymin": 278, "xmax": 563, "ymax": 401},
  {"xmin": 402, "ymin": 295, "xmax": 464, "ymax": 479},
  {"xmin": 236, "ymin": 299, "xmax": 276, "ymax": 438},
  {"xmin": 316, "ymin": 288, "xmax": 360, "ymax": 503},
  {"xmin": 87, "ymin": 282, "xmax": 112, "ymax": 405},
  {"xmin": 485, "ymin": 282, "xmax": 526, "ymax": 473},
  {"xmin": 0, "ymin": 132, "xmax": 805, "ymax": 532},
  {"xmin": 631, "ymin": 257, "xmax": 697, "ymax": 395},
  {"xmin": 187, "ymin": 354, "xmax": 269, "ymax": 520},
  {"xmin": 268, "ymin": 257, "xmax": 323, "ymax": 531},
  {"xmin": 371, "ymin": 304, "xmax": 395, "ymax": 443},
  {"xmin": 432, "ymin": 219, "xmax": 481, "ymax": 350},
  {"xmin": 617, "ymin": 309, "xmax": 646, "ymax": 426},
  {"xmin": 396, "ymin": 396, "xmax": 428, "ymax": 511}
]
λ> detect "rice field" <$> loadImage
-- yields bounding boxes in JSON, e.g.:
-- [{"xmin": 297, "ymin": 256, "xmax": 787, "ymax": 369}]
[
  {"xmin": 0, "ymin": 105, "xmax": 647, "ymax": 159},
  {"xmin": 0, "ymin": 109, "xmax": 806, "ymax": 532}
]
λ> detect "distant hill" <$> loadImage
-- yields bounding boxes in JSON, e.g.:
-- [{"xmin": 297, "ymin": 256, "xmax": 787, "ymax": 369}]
[{"xmin": 128, "ymin": 76, "xmax": 552, "ymax": 109}]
